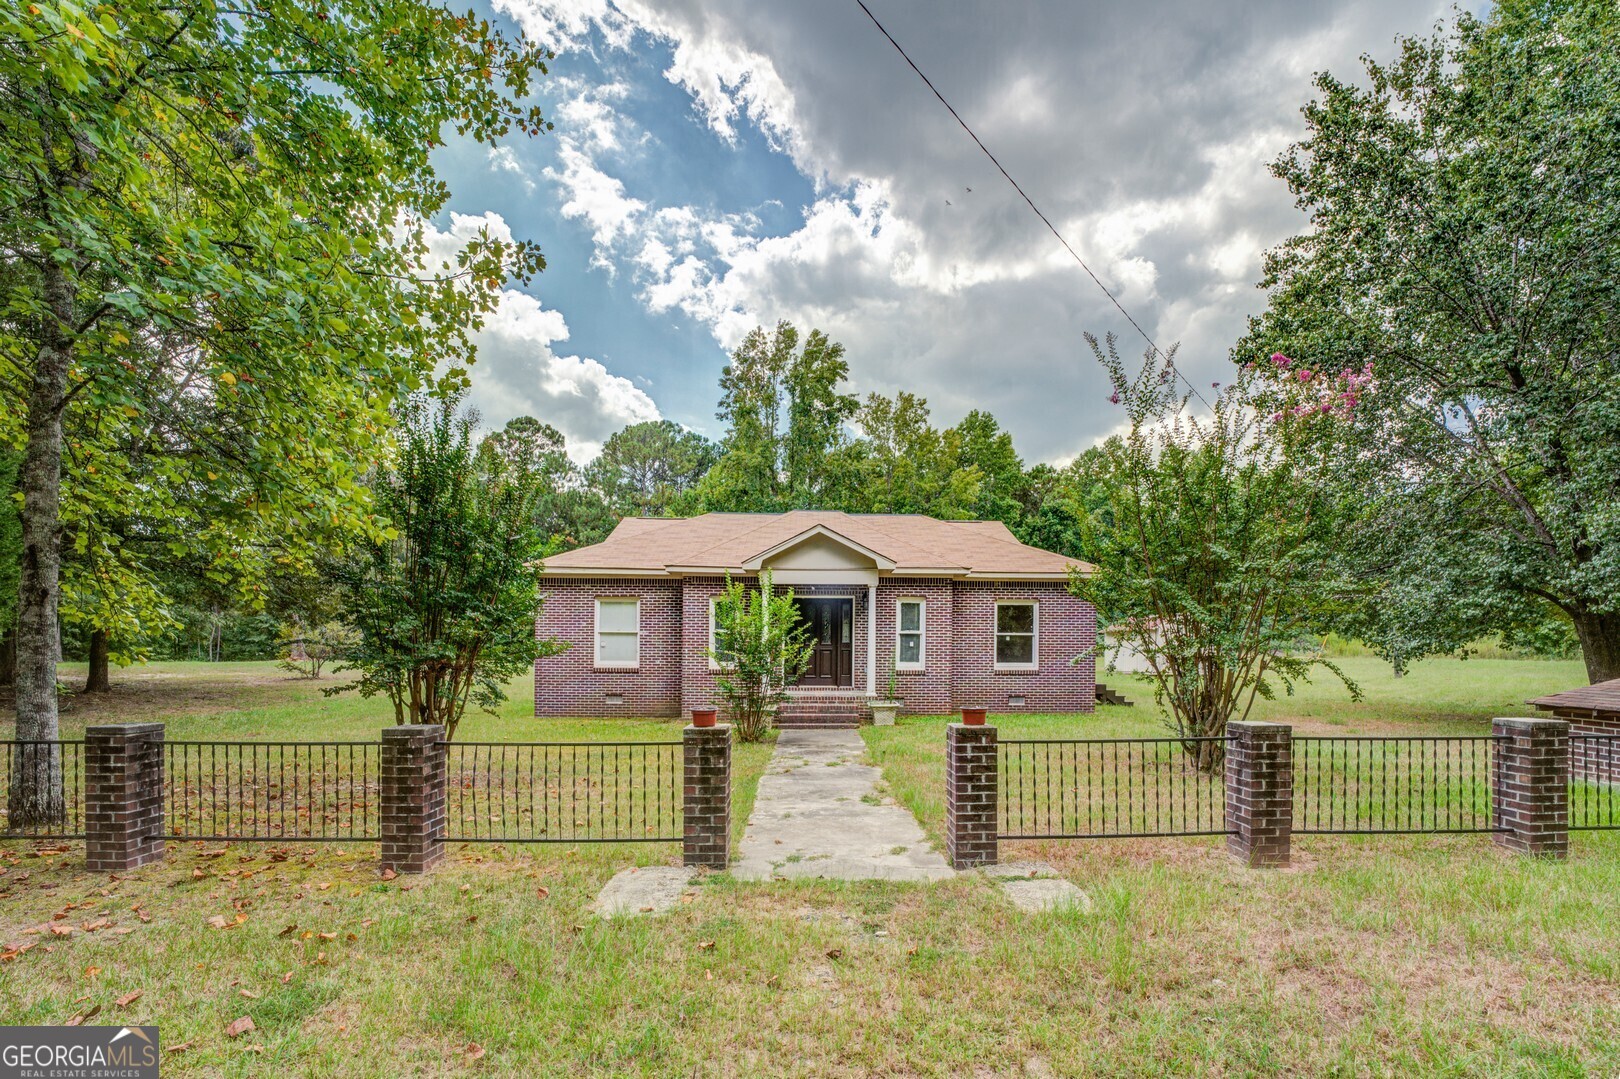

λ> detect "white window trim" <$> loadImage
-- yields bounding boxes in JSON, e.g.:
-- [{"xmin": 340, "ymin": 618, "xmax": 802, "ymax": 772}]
[
  {"xmin": 895, "ymin": 597, "xmax": 926, "ymax": 671},
  {"xmin": 993, "ymin": 599, "xmax": 1039, "ymax": 671},
  {"xmin": 707, "ymin": 596, "xmax": 732, "ymax": 672},
  {"xmin": 594, "ymin": 597, "xmax": 641, "ymax": 669}
]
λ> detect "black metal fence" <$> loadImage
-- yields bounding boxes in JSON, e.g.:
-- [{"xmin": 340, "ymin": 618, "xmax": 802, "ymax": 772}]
[
  {"xmin": 998, "ymin": 737, "xmax": 1228, "ymax": 839},
  {"xmin": 1570, "ymin": 734, "xmax": 1620, "ymax": 831},
  {"xmin": 164, "ymin": 741, "xmax": 381, "ymax": 842},
  {"xmin": 0, "ymin": 741, "xmax": 85, "ymax": 839},
  {"xmin": 1292, "ymin": 736, "xmax": 1500, "ymax": 835},
  {"xmin": 445, "ymin": 741, "xmax": 683, "ymax": 843},
  {"xmin": 1, "ymin": 736, "xmax": 686, "ymax": 847}
]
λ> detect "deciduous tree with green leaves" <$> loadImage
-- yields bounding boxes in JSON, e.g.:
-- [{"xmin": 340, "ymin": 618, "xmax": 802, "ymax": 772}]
[
  {"xmin": 1, "ymin": 0, "xmax": 548, "ymax": 823},
  {"xmin": 1237, "ymin": 0, "xmax": 1620, "ymax": 682},
  {"xmin": 1078, "ymin": 334, "xmax": 1357, "ymax": 771}
]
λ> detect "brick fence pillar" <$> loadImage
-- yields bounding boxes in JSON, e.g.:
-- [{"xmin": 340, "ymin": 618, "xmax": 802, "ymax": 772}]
[
  {"xmin": 84, "ymin": 724, "xmax": 166, "ymax": 872},
  {"xmin": 380, "ymin": 725, "xmax": 446, "ymax": 874},
  {"xmin": 946, "ymin": 722, "xmax": 998, "ymax": 869},
  {"xmin": 684, "ymin": 724, "xmax": 732, "ymax": 868},
  {"xmin": 1225, "ymin": 721, "xmax": 1292, "ymax": 868},
  {"xmin": 1492, "ymin": 717, "xmax": 1568, "ymax": 859}
]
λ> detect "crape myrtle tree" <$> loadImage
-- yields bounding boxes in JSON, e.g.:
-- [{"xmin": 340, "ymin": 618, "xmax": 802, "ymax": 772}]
[
  {"xmin": 330, "ymin": 391, "xmax": 560, "ymax": 740},
  {"xmin": 707, "ymin": 570, "xmax": 812, "ymax": 743},
  {"xmin": 1237, "ymin": 0, "xmax": 1620, "ymax": 682},
  {"xmin": 1, "ymin": 0, "xmax": 549, "ymax": 825},
  {"xmin": 1076, "ymin": 334, "xmax": 1357, "ymax": 771}
]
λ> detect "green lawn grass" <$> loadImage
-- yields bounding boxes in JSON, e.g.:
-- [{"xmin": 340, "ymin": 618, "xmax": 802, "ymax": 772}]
[{"xmin": 2, "ymin": 655, "xmax": 1618, "ymax": 1075}]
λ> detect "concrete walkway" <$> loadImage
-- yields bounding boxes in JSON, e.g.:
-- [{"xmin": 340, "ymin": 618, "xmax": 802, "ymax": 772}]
[{"xmin": 732, "ymin": 729, "xmax": 953, "ymax": 882}]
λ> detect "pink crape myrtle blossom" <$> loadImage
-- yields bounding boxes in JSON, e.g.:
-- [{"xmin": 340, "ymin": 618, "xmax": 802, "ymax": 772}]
[{"xmin": 1262, "ymin": 355, "xmax": 1375, "ymax": 424}]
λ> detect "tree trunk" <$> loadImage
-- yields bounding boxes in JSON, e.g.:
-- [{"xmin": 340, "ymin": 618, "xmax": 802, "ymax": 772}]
[
  {"xmin": 1572, "ymin": 609, "xmax": 1620, "ymax": 684},
  {"xmin": 83, "ymin": 629, "xmax": 111, "ymax": 693},
  {"xmin": 10, "ymin": 258, "xmax": 73, "ymax": 829}
]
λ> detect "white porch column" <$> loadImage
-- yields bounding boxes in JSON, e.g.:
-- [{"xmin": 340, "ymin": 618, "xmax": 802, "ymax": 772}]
[{"xmin": 866, "ymin": 582, "xmax": 877, "ymax": 696}]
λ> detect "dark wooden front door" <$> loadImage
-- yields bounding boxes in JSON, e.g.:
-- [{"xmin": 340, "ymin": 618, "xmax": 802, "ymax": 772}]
[{"xmin": 795, "ymin": 598, "xmax": 853, "ymax": 687}]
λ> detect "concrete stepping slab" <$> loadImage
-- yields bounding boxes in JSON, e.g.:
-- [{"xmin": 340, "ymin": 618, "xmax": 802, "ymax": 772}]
[
  {"xmin": 733, "ymin": 730, "xmax": 952, "ymax": 883},
  {"xmin": 1000, "ymin": 877, "xmax": 1094, "ymax": 914},
  {"xmin": 981, "ymin": 860, "xmax": 1063, "ymax": 880},
  {"xmin": 593, "ymin": 866, "xmax": 696, "ymax": 918}
]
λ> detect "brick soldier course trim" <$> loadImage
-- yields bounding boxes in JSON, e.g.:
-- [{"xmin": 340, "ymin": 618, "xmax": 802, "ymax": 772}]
[
  {"xmin": 1492, "ymin": 717, "xmax": 1569, "ymax": 859},
  {"xmin": 946, "ymin": 722, "xmax": 998, "ymax": 869},
  {"xmin": 379, "ymin": 725, "xmax": 447, "ymax": 874},
  {"xmin": 84, "ymin": 724, "xmax": 166, "ymax": 873},
  {"xmin": 1225, "ymin": 721, "xmax": 1293, "ymax": 868},
  {"xmin": 683, "ymin": 724, "xmax": 732, "ymax": 868}
]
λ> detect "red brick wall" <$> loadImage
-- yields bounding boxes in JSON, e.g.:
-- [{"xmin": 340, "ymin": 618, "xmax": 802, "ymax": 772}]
[
  {"xmin": 534, "ymin": 578, "xmax": 682, "ymax": 718},
  {"xmin": 874, "ymin": 579, "xmax": 955, "ymax": 714},
  {"xmin": 949, "ymin": 581, "xmax": 1096, "ymax": 713},
  {"xmin": 535, "ymin": 574, "xmax": 1097, "ymax": 718},
  {"xmin": 1561, "ymin": 713, "xmax": 1620, "ymax": 784}
]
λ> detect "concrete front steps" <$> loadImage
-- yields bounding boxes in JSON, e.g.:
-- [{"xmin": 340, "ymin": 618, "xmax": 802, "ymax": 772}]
[{"xmin": 774, "ymin": 692, "xmax": 870, "ymax": 729}]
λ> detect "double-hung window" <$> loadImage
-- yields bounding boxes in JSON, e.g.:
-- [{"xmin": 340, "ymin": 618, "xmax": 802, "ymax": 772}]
[
  {"xmin": 896, "ymin": 599, "xmax": 925, "ymax": 670},
  {"xmin": 595, "ymin": 598, "xmax": 640, "ymax": 668},
  {"xmin": 707, "ymin": 596, "xmax": 735, "ymax": 670},
  {"xmin": 994, "ymin": 601, "xmax": 1038, "ymax": 669}
]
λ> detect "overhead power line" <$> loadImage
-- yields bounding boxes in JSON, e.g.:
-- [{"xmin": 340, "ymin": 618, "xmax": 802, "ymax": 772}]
[{"xmin": 854, "ymin": 0, "xmax": 1208, "ymax": 406}]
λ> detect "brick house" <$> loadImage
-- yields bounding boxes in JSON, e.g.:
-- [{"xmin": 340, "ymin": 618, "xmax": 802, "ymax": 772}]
[
  {"xmin": 1531, "ymin": 678, "xmax": 1620, "ymax": 784},
  {"xmin": 534, "ymin": 511, "xmax": 1097, "ymax": 727}
]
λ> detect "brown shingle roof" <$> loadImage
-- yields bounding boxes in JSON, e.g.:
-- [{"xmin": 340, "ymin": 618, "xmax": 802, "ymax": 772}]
[
  {"xmin": 1529, "ymin": 678, "xmax": 1620, "ymax": 717},
  {"xmin": 543, "ymin": 511, "xmax": 1091, "ymax": 579}
]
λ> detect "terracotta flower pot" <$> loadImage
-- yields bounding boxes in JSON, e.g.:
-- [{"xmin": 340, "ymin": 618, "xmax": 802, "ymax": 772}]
[
  {"xmin": 960, "ymin": 707, "xmax": 988, "ymax": 726},
  {"xmin": 690, "ymin": 707, "xmax": 719, "ymax": 728}
]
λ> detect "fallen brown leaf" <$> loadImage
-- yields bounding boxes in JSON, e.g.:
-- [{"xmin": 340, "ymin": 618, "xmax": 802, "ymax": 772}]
[
  {"xmin": 65, "ymin": 1004, "xmax": 101, "ymax": 1026},
  {"xmin": 225, "ymin": 1016, "xmax": 255, "ymax": 1039},
  {"xmin": 379, "ymin": 868, "xmax": 397, "ymax": 881},
  {"xmin": 115, "ymin": 990, "xmax": 143, "ymax": 1007}
]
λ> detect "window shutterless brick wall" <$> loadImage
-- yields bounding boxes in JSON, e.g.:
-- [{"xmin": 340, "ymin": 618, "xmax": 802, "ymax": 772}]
[
  {"xmin": 1493, "ymin": 717, "xmax": 1569, "ymax": 859},
  {"xmin": 949, "ymin": 581, "xmax": 1096, "ymax": 713},
  {"xmin": 84, "ymin": 724, "xmax": 166, "ymax": 873},
  {"xmin": 874, "ymin": 580, "xmax": 955, "ymax": 714},
  {"xmin": 535, "ymin": 578, "xmax": 683, "ymax": 718},
  {"xmin": 537, "ymin": 574, "xmax": 1096, "ymax": 719}
]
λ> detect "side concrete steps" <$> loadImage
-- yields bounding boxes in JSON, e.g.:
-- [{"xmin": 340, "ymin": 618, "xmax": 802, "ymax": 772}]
[
  {"xmin": 1096, "ymin": 682, "xmax": 1135, "ymax": 707},
  {"xmin": 774, "ymin": 692, "xmax": 870, "ymax": 729}
]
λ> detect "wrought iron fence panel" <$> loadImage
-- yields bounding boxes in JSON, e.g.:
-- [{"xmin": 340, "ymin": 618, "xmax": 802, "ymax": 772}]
[
  {"xmin": 1292, "ymin": 736, "xmax": 1500, "ymax": 834},
  {"xmin": 998, "ymin": 737, "xmax": 1229, "ymax": 839},
  {"xmin": 1570, "ymin": 734, "xmax": 1620, "ymax": 831},
  {"xmin": 164, "ymin": 741, "xmax": 380, "ymax": 841},
  {"xmin": 444, "ymin": 741, "xmax": 683, "ymax": 844},
  {"xmin": 0, "ymin": 741, "xmax": 86, "ymax": 839}
]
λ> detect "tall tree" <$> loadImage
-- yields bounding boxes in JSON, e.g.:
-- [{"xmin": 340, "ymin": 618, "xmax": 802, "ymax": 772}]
[
  {"xmin": 1, "ymin": 0, "xmax": 547, "ymax": 824},
  {"xmin": 951, "ymin": 410, "xmax": 1026, "ymax": 526},
  {"xmin": 1237, "ymin": 0, "xmax": 1620, "ymax": 681},
  {"xmin": 849, "ymin": 391, "xmax": 980, "ymax": 518},
  {"xmin": 585, "ymin": 420, "xmax": 716, "ymax": 518},
  {"xmin": 700, "ymin": 322, "xmax": 857, "ymax": 511}
]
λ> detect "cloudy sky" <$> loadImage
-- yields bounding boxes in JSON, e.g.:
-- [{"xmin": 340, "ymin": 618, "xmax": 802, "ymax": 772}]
[{"xmin": 429, "ymin": 0, "xmax": 1468, "ymax": 463}]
